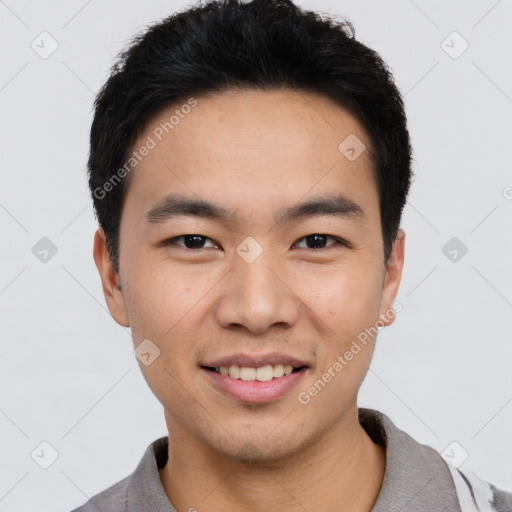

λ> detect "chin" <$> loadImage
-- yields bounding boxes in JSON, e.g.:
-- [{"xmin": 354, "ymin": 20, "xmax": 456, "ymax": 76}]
[
  {"xmin": 224, "ymin": 440, "xmax": 300, "ymax": 467},
  {"xmin": 210, "ymin": 424, "xmax": 319, "ymax": 467}
]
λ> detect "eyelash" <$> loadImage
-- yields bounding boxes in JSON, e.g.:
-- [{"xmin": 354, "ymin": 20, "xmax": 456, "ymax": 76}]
[{"xmin": 162, "ymin": 234, "xmax": 348, "ymax": 250}]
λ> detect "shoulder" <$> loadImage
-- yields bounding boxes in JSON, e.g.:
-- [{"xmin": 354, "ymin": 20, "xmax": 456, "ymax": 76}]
[
  {"xmin": 70, "ymin": 474, "xmax": 130, "ymax": 512},
  {"xmin": 359, "ymin": 408, "xmax": 511, "ymax": 512},
  {"xmin": 69, "ymin": 436, "xmax": 169, "ymax": 512}
]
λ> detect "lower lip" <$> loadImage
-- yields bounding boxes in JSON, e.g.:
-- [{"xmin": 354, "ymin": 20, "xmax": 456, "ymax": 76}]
[{"xmin": 201, "ymin": 367, "xmax": 308, "ymax": 404}]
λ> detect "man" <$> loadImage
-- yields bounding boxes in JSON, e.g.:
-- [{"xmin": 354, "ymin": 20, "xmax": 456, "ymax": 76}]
[{"xmin": 73, "ymin": 0, "xmax": 511, "ymax": 510}]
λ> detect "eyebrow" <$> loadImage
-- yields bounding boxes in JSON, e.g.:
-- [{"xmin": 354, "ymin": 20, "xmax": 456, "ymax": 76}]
[{"xmin": 145, "ymin": 193, "xmax": 366, "ymax": 225}]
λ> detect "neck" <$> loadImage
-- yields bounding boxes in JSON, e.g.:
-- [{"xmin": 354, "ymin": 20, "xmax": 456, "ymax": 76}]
[{"xmin": 159, "ymin": 406, "xmax": 386, "ymax": 512}]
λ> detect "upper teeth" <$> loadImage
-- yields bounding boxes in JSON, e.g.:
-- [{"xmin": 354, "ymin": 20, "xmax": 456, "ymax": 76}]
[{"xmin": 216, "ymin": 364, "xmax": 295, "ymax": 381}]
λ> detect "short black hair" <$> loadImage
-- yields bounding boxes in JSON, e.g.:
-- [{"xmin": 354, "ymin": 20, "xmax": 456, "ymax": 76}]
[{"xmin": 88, "ymin": 0, "xmax": 413, "ymax": 273}]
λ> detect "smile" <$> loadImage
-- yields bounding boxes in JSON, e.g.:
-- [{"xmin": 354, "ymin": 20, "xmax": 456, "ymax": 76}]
[
  {"xmin": 209, "ymin": 364, "xmax": 300, "ymax": 381},
  {"xmin": 200, "ymin": 355, "xmax": 310, "ymax": 403}
]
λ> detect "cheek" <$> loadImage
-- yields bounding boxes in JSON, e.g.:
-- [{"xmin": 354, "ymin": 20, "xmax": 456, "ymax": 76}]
[
  {"xmin": 121, "ymin": 260, "xmax": 216, "ymax": 404},
  {"xmin": 122, "ymin": 254, "xmax": 217, "ymax": 341},
  {"xmin": 297, "ymin": 262, "xmax": 383, "ymax": 332},
  {"xmin": 293, "ymin": 263, "xmax": 383, "ymax": 385}
]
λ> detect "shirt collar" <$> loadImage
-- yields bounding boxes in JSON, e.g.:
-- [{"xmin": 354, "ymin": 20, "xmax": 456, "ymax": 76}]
[
  {"xmin": 124, "ymin": 407, "xmax": 460, "ymax": 512},
  {"xmin": 359, "ymin": 408, "xmax": 460, "ymax": 512}
]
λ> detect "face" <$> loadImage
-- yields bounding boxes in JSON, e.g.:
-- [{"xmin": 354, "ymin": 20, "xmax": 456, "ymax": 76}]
[{"xmin": 94, "ymin": 88, "xmax": 405, "ymax": 462}]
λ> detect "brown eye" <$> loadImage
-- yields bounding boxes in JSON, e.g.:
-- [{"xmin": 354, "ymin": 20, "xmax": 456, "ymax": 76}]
[
  {"xmin": 165, "ymin": 235, "xmax": 218, "ymax": 249},
  {"xmin": 294, "ymin": 234, "xmax": 345, "ymax": 249}
]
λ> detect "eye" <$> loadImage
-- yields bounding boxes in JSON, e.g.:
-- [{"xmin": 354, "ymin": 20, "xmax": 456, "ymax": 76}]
[
  {"xmin": 293, "ymin": 234, "xmax": 346, "ymax": 249},
  {"xmin": 163, "ymin": 235, "xmax": 219, "ymax": 249},
  {"xmin": 162, "ymin": 234, "xmax": 346, "ymax": 251}
]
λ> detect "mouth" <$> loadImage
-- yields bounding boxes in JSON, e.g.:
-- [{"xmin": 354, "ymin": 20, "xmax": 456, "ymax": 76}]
[
  {"xmin": 201, "ymin": 363, "xmax": 306, "ymax": 381},
  {"xmin": 200, "ymin": 354, "xmax": 310, "ymax": 404}
]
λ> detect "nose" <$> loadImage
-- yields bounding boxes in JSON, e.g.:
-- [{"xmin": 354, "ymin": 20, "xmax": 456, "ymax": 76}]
[{"xmin": 214, "ymin": 256, "xmax": 301, "ymax": 334}]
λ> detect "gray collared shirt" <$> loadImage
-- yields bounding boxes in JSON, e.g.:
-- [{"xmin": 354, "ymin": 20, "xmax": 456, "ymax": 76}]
[{"xmin": 71, "ymin": 408, "xmax": 512, "ymax": 511}]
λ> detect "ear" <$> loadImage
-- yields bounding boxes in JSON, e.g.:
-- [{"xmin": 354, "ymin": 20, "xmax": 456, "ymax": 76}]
[
  {"xmin": 378, "ymin": 228, "xmax": 405, "ymax": 327},
  {"xmin": 93, "ymin": 228, "xmax": 130, "ymax": 327}
]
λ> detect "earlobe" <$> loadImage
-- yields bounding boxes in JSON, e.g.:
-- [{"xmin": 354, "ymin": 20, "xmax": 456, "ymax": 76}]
[
  {"xmin": 378, "ymin": 229, "xmax": 405, "ymax": 328},
  {"xmin": 92, "ymin": 228, "xmax": 130, "ymax": 327}
]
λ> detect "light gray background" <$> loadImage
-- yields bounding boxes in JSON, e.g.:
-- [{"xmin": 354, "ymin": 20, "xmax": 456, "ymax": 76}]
[{"xmin": 1, "ymin": 0, "xmax": 511, "ymax": 510}]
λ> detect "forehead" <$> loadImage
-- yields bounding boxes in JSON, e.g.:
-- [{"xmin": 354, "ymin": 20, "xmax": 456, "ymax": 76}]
[{"xmin": 123, "ymin": 88, "xmax": 378, "ymax": 226}]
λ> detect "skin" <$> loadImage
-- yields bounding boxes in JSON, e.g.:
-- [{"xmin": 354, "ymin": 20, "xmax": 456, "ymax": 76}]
[{"xmin": 94, "ymin": 88, "xmax": 405, "ymax": 512}]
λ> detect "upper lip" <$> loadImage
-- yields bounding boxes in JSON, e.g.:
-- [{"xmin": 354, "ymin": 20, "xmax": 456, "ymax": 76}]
[{"xmin": 201, "ymin": 353, "xmax": 310, "ymax": 369}]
